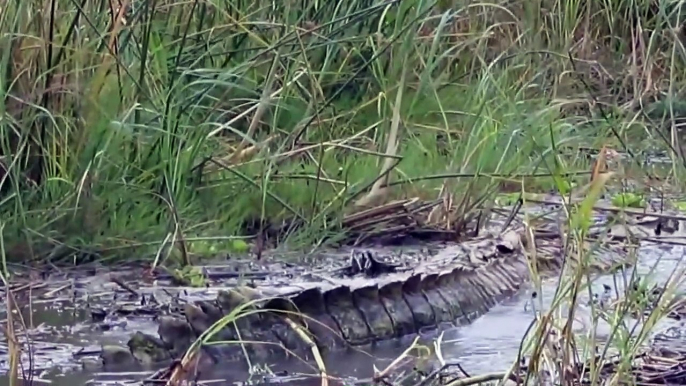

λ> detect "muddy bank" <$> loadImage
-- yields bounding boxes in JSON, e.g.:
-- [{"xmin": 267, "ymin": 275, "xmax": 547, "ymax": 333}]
[
  {"xmin": 3, "ymin": 198, "xmax": 686, "ymax": 385},
  {"xmin": 1, "ymin": 246, "xmax": 683, "ymax": 386}
]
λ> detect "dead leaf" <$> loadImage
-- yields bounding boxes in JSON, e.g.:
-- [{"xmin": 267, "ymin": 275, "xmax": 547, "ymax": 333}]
[{"xmin": 591, "ymin": 145, "xmax": 608, "ymax": 184}]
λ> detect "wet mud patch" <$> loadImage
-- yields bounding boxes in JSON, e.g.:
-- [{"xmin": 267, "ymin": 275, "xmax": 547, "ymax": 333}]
[
  {"xmin": 0, "ymin": 270, "xmax": 165, "ymax": 380},
  {"xmin": 0, "ymin": 245, "xmax": 447, "ymax": 385},
  {"xmin": 0, "ymin": 302, "xmax": 160, "ymax": 386},
  {"xmin": 3, "ymin": 205, "xmax": 686, "ymax": 386}
]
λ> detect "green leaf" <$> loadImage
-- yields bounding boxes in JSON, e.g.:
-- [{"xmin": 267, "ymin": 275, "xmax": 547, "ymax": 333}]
[
  {"xmin": 495, "ymin": 192, "xmax": 545, "ymax": 206},
  {"xmin": 572, "ymin": 172, "xmax": 613, "ymax": 235},
  {"xmin": 230, "ymin": 239, "xmax": 250, "ymax": 253},
  {"xmin": 496, "ymin": 193, "xmax": 520, "ymax": 206},
  {"xmin": 611, "ymin": 193, "xmax": 645, "ymax": 208},
  {"xmin": 173, "ymin": 265, "xmax": 206, "ymax": 287}
]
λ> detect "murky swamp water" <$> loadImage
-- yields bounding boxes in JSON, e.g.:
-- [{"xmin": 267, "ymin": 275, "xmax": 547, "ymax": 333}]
[{"xmin": 0, "ymin": 243, "xmax": 685, "ymax": 386}]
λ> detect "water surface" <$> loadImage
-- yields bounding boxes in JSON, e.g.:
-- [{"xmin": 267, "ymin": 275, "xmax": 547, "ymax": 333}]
[{"xmin": 1, "ymin": 243, "xmax": 684, "ymax": 386}]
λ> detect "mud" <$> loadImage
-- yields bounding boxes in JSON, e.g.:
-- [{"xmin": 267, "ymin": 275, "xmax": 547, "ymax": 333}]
[
  {"xmin": 2, "ymin": 199, "xmax": 686, "ymax": 385},
  {"xmin": 1, "ymin": 246, "xmax": 685, "ymax": 386}
]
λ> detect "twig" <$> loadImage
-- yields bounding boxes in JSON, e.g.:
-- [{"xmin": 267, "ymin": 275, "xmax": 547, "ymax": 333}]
[
  {"xmin": 373, "ymin": 336, "xmax": 420, "ymax": 382},
  {"xmin": 9, "ymin": 282, "xmax": 47, "ymax": 293},
  {"xmin": 445, "ymin": 372, "xmax": 517, "ymax": 386},
  {"xmin": 283, "ymin": 317, "xmax": 328, "ymax": 386},
  {"xmin": 412, "ymin": 363, "xmax": 470, "ymax": 386},
  {"xmin": 342, "ymin": 199, "xmax": 415, "ymax": 227},
  {"xmin": 110, "ymin": 276, "xmax": 140, "ymax": 298},
  {"xmin": 387, "ymin": 171, "xmax": 593, "ymax": 188},
  {"xmin": 527, "ymin": 198, "xmax": 686, "ymax": 222}
]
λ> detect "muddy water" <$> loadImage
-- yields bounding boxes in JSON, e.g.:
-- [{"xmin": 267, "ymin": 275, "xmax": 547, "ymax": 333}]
[
  {"xmin": 442, "ymin": 244, "xmax": 686, "ymax": 372},
  {"xmin": 0, "ymin": 244, "xmax": 684, "ymax": 386}
]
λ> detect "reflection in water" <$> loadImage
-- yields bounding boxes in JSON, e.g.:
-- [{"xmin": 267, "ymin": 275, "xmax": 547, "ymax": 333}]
[{"xmin": 0, "ymin": 245, "xmax": 684, "ymax": 386}]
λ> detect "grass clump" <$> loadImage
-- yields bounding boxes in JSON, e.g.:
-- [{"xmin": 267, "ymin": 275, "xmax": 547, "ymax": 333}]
[
  {"xmin": 3, "ymin": 1, "xmax": 686, "ymax": 384},
  {"xmin": 1, "ymin": 0, "xmax": 686, "ymax": 264},
  {"xmin": 611, "ymin": 192, "xmax": 646, "ymax": 208}
]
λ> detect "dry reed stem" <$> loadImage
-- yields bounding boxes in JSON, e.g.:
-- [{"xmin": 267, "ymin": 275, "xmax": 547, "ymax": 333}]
[
  {"xmin": 445, "ymin": 371, "xmax": 517, "ymax": 386},
  {"xmin": 5, "ymin": 284, "xmax": 19, "ymax": 386},
  {"xmin": 228, "ymin": 85, "xmax": 273, "ymax": 164},
  {"xmin": 283, "ymin": 317, "xmax": 328, "ymax": 386},
  {"xmin": 355, "ymin": 65, "xmax": 406, "ymax": 208},
  {"xmin": 164, "ymin": 349, "xmax": 201, "ymax": 386},
  {"xmin": 373, "ymin": 335, "xmax": 421, "ymax": 382}
]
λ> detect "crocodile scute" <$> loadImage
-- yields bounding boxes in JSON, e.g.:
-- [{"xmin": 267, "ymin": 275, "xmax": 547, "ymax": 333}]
[{"xmin": 111, "ymin": 228, "xmax": 631, "ymax": 369}]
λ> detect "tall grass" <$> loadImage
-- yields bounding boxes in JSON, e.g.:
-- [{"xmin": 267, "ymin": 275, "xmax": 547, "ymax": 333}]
[
  {"xmin": 1, "ymin": 0, "xmax": 685, "ymax": 263},
  {"xmin": 508, "ymin": 166, "xmax": 686, "ymax": 385},
  {"xmin": 4, "ymin": 1, "xmax": 686, "ymax": 383}
]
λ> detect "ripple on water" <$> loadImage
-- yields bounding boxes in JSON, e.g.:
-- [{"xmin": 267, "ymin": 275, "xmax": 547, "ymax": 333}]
[
  {"xmin": 2, "ymin": 244, "xmax": 686, "ymax": 385},
  {"xmin": 439, "ymin": 244, "xmax": 686, "ymax": 374}
]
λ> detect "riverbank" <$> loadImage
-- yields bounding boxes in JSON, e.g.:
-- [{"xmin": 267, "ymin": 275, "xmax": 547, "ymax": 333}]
[
  {"xmin": 3, "ymin": 211, "xmax": 686, "ymax": 386},
  {"xmin": 5, "ymin": 0, "xmax": 686, "ymax": 385}
]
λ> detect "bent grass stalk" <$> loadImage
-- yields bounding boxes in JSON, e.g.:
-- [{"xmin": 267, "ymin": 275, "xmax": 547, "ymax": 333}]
[
  {"xmin": 1, "ymin": 0, "xmax": 630, "ymax": 261},
  {"xmin": 3, "ymin": 0, "xmax": 686, "ymax": 383},
  {"xmin": 171, "ymin": 299, "xmax": 344, "ymax": 385}
]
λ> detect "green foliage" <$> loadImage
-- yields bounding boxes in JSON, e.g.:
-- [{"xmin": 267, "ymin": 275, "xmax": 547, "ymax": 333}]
[
  {"xmin": 611, "ymin": 193, "xmax": 646, "ymax": 208},
  {"xmin": 173, "ymin": 265, "xmax": 207, "ymax": 287},
  {"xmin": 0, "ymin": 0, "xmax": 684, "ymax": 263}
]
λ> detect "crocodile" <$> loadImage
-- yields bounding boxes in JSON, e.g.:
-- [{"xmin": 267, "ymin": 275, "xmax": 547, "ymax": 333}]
[{"xmin": 99, "ymin": 225, "xmax": 638, "ymax": 372}]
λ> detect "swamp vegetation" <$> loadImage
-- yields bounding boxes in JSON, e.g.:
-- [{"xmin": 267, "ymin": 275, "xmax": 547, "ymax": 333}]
[
  {"xmin": 1, "ymin": 0, "xmax": 686, "ymax": 263},
  {"xmin": 4, "ymin": 0, "xmax": 686, "ymax": 385}
]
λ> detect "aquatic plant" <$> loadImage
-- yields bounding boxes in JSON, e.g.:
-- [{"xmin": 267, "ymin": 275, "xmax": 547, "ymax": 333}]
[
  {"xmin": 4, "ymin": 0, "xmax": 686, "ymax": 383},
  {"xmin": 611, "ymin": 192, "xmax": 646, "ymax": 208}
]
